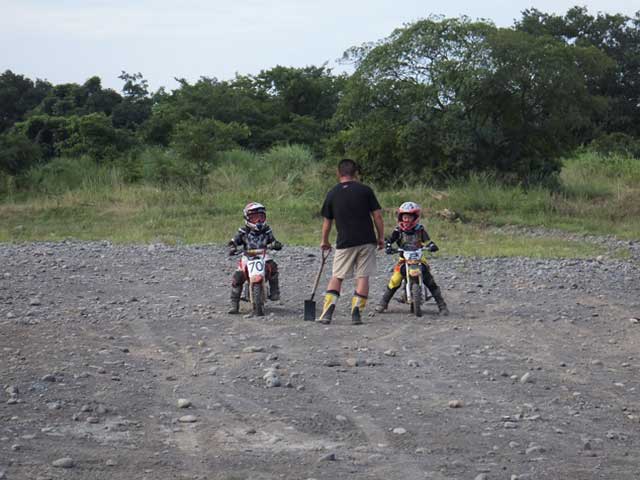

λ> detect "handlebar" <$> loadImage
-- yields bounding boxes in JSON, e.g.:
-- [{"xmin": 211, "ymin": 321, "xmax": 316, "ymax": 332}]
[{"xmin": 229, "ymin": 245, "xmax": 281, "ymax": 257}]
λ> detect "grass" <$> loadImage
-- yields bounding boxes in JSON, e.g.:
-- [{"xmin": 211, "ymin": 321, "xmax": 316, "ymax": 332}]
[{"xmin": 0, "ymin": 147, "xmax": 638, "ymax": 259}]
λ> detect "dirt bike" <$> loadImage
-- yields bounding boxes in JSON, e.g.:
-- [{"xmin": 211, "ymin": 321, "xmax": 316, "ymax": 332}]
[
  {"xmin": 236, "ymin": 248, "xmax": 275, "ymax": 317},
  {"xmin": 390, "ymin": 247, "xmax": 431, "ymax": 317}
]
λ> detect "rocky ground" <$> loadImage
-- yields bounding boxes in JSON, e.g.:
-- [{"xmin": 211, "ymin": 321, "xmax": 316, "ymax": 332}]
[{"xmin": 1, "ymin": 241, "xmax": 640, "ymax": 480}]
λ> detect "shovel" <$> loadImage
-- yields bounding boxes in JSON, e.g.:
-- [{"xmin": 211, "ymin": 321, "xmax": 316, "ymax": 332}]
[{"xmin": 304, "ymin": 249, "xmax": 330, "ymax": 321}]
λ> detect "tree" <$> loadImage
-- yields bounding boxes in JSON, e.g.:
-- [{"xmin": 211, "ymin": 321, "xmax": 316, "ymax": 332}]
[
  {"xmin": 0, "ymin": 70, "xmax": 51, "ymax": 133},
  {"xmin": 0, "ymin": 131, "xmax": 43, "ymax": 175},
  {"xmin": 112, "ymin": 71, "xmax": 152, "ymax": 130},
  {"xmin": 171, "ymin": 118, "xmax": 249, "ymax": 192},
  {"xmin": 333, "ymin": 16, "xmax": 612, "ymax": 184},
  {"xmin": 516, "ymin": 7, "xmax": 640, "ymax": 137}
]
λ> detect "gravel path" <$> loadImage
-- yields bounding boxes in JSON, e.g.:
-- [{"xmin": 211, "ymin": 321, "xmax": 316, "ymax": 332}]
[{"xmin": 1, "ymin": 241, "xmax": 640, "ymax": 479}]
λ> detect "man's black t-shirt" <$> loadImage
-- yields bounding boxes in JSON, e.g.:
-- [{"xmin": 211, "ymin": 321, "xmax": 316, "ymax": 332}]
[{"xmin": 321, "ymin": 181, "xmax": 381, "ymax": 249}]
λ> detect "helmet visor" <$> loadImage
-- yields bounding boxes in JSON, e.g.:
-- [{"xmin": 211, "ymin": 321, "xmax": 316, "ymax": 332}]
[{"xmin": 248, "ymin": 212, "xmax": 266, "ymax": 224}]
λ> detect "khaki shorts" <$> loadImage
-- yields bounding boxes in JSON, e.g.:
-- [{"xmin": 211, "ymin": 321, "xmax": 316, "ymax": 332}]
[{"xmin": 332, "ymin": 244, "xmax": 377, "ymax": 279}]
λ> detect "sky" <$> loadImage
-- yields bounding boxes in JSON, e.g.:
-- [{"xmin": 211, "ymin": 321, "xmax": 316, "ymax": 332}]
[{"xmin": 2, "ymin": 0, "xmax": 638, "ymax": 92}]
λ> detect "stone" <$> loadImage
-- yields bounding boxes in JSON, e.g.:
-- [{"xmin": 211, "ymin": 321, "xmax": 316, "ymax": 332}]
[
  {"xmin": 177, "ymin": 399, "xmax": 192, "ymax": 409},
  {"xmin": 178, "ymin": 415, "xmax": 197, "ymax": 423},
  {"xmin": 448, "ymin": 400, "xmax": 463, "ymax": 408},
  {"xmin": 52, "ymin": 457, "xmax": 74, "ymax": 468}
]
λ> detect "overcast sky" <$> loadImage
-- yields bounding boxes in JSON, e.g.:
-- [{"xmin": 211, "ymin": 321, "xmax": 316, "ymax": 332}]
[{"xmin": 2, "ymin": 0, "xmax": 638, "ymax": 92}]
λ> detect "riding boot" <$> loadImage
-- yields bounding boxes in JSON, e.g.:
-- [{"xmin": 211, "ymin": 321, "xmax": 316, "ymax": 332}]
[
  {"xmin": 375, "ymin": 286, "xmax": 398, "ymax": 313},
  {"xmin": 351, "ymin": 293, "xmax": 367, "ymax": 325},
  {"xmin": 228, "ymin": 285, "xmax": 242, "ymax": 314},
  {"xmin": 268, "ymin": 271, "xmax": 280, "ymax": 301},
  {"xmin": 431, "ymin": 287, "xmax": 449, "ymax": 316},
  {"xmin": 318, "ymin": 290, "xmax": 339, "ymax": 324}
]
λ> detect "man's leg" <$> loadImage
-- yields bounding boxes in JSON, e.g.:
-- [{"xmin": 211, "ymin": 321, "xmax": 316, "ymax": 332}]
[
  {"xmin": 318, "ymin": 276, "xmax": 342, "ymax": 324},
  {"xmin": 351, "ymin": 276, "xmax": 369, "ymax": 325}
]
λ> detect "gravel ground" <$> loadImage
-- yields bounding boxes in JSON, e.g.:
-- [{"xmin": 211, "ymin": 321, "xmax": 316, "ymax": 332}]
[{"xmin": 1, "ymin": 241, "xmax": 640, "ymax": 480}]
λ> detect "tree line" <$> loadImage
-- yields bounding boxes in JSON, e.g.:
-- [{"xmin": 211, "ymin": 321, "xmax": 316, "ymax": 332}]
[{"xmin": 1, "ymin": 7, "xmax": 639, "ymax": 187}]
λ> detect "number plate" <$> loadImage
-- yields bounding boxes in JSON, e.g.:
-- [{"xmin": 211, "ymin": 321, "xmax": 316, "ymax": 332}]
[{"xmin": 247, "ymin": 258, "xmax": 265, "ymax": 275}]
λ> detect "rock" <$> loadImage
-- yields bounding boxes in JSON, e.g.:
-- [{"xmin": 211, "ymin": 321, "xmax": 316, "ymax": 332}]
[
  {"xmin": 5, "ymin": 385, "xmax": 18, "ymax": 396},
  {"xmin": 177, "ymin": 398, "xmax": 192, "ymax": 409},
  {"xmin": 86, "ymin": 416, "xmax": 99, "ymax": 424},
  {"xmin": 520, "ymin": 372, "xmax": 533, "ymax": 384},
  {"xmin": 319, "ymin": 453, "xmax": 336, "ymax": 461},
  {"xmin": 475, "ymin": 474, "xmax": 488, "ymax": 480},
  {"xmin": 106, "ymin": 459, "xmax": 117, "ymax": 467},
  {"xmin": 243, "ymin": 346, "xmax": 264, "ymax": 353},
  {"xmin": 178, "ymin": 415, "xmax": 197, "ymax": 423},
  {"xmin": 345, "ymin": 357, "xmax": 362, "ymax": 367},
  {"xmin": 41, "ymin": 374, "xmax": 56, "ymax": 382},
  {"xmin": 336, "ymin": 415, "xmax": 348, "ymax": 422},
  {"xmin": 52, "ymin": 457, "xmax": 74, "ymax": 468},
  {"xmin": 407, "ymin": 359, "xmax": 419, "ymax": 367},
  {"xmin": 383, "ymin": 350, "xmax": 396, "ymax": 357},
  {"xmin": 263, "ymin": 369, "xmax": 281, "ymax": 388},
  {"xmin": 393, "ymin": 427, "xmax": 407, "ymax": 435},
  {"xmin": 448, "ymin": 400, "xmax": 463, "ymax": 408},
  {"xmin": 29, "ymin": 298, "xmax": 42, "ymax": 306},
  {"xmin": 526, "ymin": 444, "xmax": 546, "ymax": 455}
]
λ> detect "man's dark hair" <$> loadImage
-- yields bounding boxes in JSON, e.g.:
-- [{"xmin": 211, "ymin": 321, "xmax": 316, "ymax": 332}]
[{"xmin": 338, "ymin": 158, "xmax": 359, "ymax": 177}]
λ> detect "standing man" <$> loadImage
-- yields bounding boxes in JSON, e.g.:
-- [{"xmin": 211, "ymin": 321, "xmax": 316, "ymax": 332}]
[{"xmin": 318, "ymin": 159, "xmax": 384, "ymax": 325}]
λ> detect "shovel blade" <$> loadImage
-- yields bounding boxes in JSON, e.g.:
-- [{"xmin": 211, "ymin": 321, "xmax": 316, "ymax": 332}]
[{"xmin": 304, "ymin": 300, "xmax": 316, "ymax": 321}]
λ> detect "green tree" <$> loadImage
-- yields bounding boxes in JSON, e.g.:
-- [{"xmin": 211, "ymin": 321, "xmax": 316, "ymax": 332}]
[
  {"xmin": 333, "ymin": 16, "xmax": 612, "ymax": 183},
  {"xmin": 516, "ymin": 7, "xmax": 640, "ymax": 137},
  {"xmin": 112, "ymin": 71, "xmax": 152, "ymax": 130},
  {"xmin": 171, "ymin": 118, "xmax": 249, "ymax": 192},
  {"xmin": 58, "ymin": 113, "xmax": 135, "ymax": 161},
  {"xmin": 0, "ymin": 131, "xmax": 43, "ymax": 175},
  {"xmin": 0, "ymin": 70, "xmax": 51, "ymax": 133}
]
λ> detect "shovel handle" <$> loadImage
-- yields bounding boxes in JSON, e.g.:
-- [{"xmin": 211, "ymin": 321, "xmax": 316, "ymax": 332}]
[{"xmin": 309, "ymin": 249, "xmax": 330, "ymax": 301}]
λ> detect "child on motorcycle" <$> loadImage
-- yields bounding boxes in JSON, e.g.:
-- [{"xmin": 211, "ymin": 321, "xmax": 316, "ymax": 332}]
[
  {"xmin": 227, "ymin": 202, "xmax": 282, "ymax": 314},
  {"xmin": 375, "ymin": 202, "xmax": 449, "ymax": 315}
]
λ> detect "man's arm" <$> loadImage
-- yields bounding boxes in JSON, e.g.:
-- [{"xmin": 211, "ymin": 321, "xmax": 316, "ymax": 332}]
[
  {"xmin": 321, "ymin": 217, "xmax": 333, "ymax": 251},
  {"xmin": 372, "ymin": 209, "xmax": 384, "ymax": 249}
]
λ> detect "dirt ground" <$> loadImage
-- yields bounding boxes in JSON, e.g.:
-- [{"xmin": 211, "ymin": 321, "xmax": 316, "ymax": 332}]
[{"xmin": 1, "ymin": 241, "xmax": 640, "ymax": 480}]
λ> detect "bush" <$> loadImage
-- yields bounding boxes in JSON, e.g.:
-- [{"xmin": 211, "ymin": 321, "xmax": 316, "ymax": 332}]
[
  {"xmin": 139, "ymin": 147, "xmax": 195, "ymax": 185},
  {"xmin": 0, "ymin": 131, "xmax": 43, "ymax": 175},
  {"xmin": 19, "ymin": 156, "xmax": 122, "ymax": 194},
  {"xmin": 590, "ymin": 133, "xmax": 640, "ymax": 158}
]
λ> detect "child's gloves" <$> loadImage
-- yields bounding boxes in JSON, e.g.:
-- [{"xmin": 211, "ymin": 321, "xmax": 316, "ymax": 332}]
[
  {"xmin": 427, "ymin": 241, "xmax": 439, "ymax": 252},
  {"xmin": 272, "ymin": 241, "xmax": 283, "ymax": 251}
]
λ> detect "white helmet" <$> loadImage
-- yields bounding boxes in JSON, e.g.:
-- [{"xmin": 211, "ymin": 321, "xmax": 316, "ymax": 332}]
[{"xmin": 243, "ymin": 202, "xmax": 267, "ymax": 232}]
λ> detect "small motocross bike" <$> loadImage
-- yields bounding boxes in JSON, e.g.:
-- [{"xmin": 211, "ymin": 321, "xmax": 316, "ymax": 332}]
[
  {"xmin": 236, "ymin": 248, "xmax": 275, "ymax": 317},
  {"xmin": 390, "ymin": 247, "xmax": 431, "ymax": 317}
]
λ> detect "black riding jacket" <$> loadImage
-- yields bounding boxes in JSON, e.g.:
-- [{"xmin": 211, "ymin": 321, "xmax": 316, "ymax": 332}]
[
  {"xmin": 229, "ymin": 225, "xmax": 278, "ymax": 251},
  {"xmin": 386, "ymin": 224, "xmax": 431, "ymax": 250}
]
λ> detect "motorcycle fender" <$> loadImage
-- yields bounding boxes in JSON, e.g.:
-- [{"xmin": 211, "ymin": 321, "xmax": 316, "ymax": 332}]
[{"xmin": 250, "ymin": 275, "xmax": 264, "ymax": 284}]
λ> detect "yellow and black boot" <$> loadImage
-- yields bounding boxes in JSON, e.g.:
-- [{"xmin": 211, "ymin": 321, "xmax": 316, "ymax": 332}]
[
  {"xmin": 374, "ymin": 286, "xmax": 398, "ymax": 313},
  {"xmin": 318, "ymin": 290, "xmax": 339, "ymax": 324},
  {"xmin": 351, "ymin": 293, "xmax": 367, "ymax": 325}
]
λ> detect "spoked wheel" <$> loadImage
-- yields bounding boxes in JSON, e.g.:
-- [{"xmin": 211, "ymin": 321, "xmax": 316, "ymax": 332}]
[
  {"xmin": 411, "ymin": 281, "xmax": 422, "ymax": 317},
  {"xmin": 251, "ymin": 283, "xmax": 265, "ymax": 317}
]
